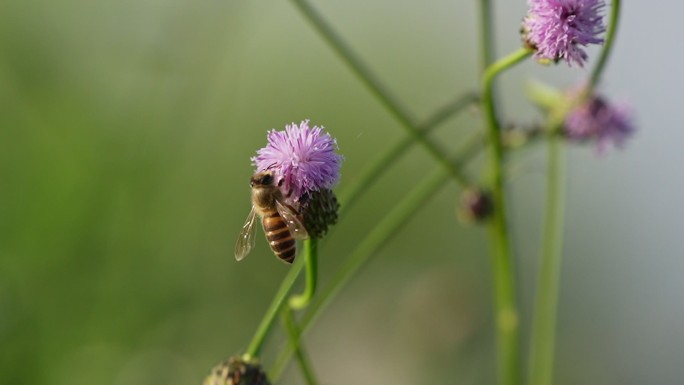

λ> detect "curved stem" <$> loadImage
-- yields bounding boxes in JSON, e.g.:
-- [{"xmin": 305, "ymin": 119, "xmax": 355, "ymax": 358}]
[
  {"xmin": 589, "ymin": 0, "xmax": 621, "ymax": 89},
  {"xmin": 482, "ymin": 47, "xmax": 532, "ymax": 385},
  {"xmin": 289, "ymin": 239, "xmax": 318, "ymax": 309},
  {"xmin": 527, "ymin": 131, "xmax": 566, "ymax": 385},
  {"xmin": 282, "ymin": 306, "xmax": 319, "ymax": 385},
  {"xmin": 244, "ymin": 258, "xmax": 305, "ymax": 358}
]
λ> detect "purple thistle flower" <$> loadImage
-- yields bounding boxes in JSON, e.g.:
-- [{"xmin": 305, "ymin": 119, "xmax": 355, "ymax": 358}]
[
  {"xmin": 564, "ymin": 94, "xmax": 635, "ymax": 153},
  {"xmin": 252, "ymin": 120, "xmax": 343, "ymax": 202},
  {"xmin": 523, "ymin": 0, "xmax": 606, "ymax": 67}
]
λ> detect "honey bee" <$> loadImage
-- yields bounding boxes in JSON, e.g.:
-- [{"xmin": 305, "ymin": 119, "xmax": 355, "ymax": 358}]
[{"xmin": 235, "ymin": 171, "xmax": 308, "ymax": 263}]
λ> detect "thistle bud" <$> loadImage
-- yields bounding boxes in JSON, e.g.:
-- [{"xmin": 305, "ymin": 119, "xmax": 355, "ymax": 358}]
[
  {"xmin": 203, "ymin": 357, "xmax": 270, "ymax": 385},
  {"xmin": 458, "ymin": 188, "xmax": 493, "ymax": 224},
  {"xmin": 299, "ymin": 188, "xmax": 340, "ymax": 239}
]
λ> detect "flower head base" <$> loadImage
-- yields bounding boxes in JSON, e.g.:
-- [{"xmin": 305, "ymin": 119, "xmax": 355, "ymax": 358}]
[
  {"xmin": 300, "ymin": 188, "xmax": 340, "ymax": 239},
  {"xmin": 564, "ymin": 94, "xmax": 635, "ymax": 153},
  {"xmin": 252, "ymin": 120, "xmax": 343, "ymax": 202},
  {"xmin": 523, "ymin": 0, "xmax": 606, "ymax": 67}
]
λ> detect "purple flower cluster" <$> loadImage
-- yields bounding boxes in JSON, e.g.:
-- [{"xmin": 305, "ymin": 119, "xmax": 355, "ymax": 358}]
[
  {"xmin": 564, "ymin": 95, "xmax": 635, "ymax": 153},
  {"xmin": 523, "ymin": 0, "xmax": 606, "ymax": 67},
  {"xmin": 252, "ymin": 120, "xmax": 342, "ymax": 202}
]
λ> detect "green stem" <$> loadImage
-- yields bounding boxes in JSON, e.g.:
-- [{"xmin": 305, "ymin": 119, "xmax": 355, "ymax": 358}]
[
  {"xmin": 482, "ymin": 47, "xmax": 532, "ymax": 385},
  {"xmin": 527, "ymin": 132, "xmax": 566, "ymax": 385},
  {"xmin": 290, "ymin": 0, "xmax": 465, "ymax": 183},
  {"xmin": 588, "ymin": 0, "xmax": 621, "ymax": 89},
  {"xmin": 339, "ymin": 92, "xmax": 479, "ymax": 216},
  {"xmin": 527, "ymin": 3, "xmax": 621, "ymax": 384},
  {"xmin": 282, "ymin": 306, "xmax": 319, "ymax": 385},
  {"xmin": 289, "ymin": 239, "xmax": 318, "ymax": 309},
  {"xmin": 269, "ymin": 133, "xmax": 484, "ymax": 381},
  {"xmin": 479, "ymin": 0, "xmax": 495, "ymax": 71},
  {"xmin": 244, "ymin": 258, "xmax": 305, "ymax": 358}
]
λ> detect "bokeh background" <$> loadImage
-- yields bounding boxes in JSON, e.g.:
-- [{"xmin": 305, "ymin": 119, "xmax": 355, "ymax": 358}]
[{"xmin": 1, "ymin": 1, "xmax": 682, "ymax": 384}]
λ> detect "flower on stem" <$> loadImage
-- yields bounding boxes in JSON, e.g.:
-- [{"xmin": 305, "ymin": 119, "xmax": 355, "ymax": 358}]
[
  {"xmin": 252, "ymin": 120, "xmax": 343, "ymax": 235},
  {"xmin": 252, "ymin": 120, "xmax": 343, "ymax": 203},
  {"xmin": 523, "ymin": 0, "xmax": 606, "ymax": 67},
  {"xmin": 563, "ymin": 93, "xmax": 635, "ymax": 153}
]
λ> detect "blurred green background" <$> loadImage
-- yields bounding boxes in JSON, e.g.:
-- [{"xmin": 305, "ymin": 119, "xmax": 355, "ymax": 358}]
[{"xmin": 1, "ymin": 1, "xmax": 682, "ymax": 384}]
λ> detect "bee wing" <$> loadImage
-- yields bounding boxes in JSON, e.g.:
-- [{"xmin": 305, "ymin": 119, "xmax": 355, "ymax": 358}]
[
  {"xmin": 235, "ymin": 206, "xmax": 258, "ymax": 261},
  {"xmin": 276, "ymin": 200, "xmax": 309, "ymax": 240}
]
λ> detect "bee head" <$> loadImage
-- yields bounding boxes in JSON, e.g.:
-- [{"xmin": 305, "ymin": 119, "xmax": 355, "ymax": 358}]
[{"xmin": 250, "ymin": 171, "xmax": 275, "ymax": 187}]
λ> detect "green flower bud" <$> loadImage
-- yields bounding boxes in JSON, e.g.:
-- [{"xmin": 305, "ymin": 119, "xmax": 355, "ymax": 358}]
[{"xmin": 299, "ymin": 188, "xmax": 339, "ymax": 239}]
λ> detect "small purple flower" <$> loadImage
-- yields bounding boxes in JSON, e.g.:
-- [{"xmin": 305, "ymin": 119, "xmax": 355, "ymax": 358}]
[
  {"xmin": 252, "ymin": 120, "xmax": 342, "ymax": 201},
  {"xmin": 564, "ymin": 94, "xmax": 635, "ymax": 153},
  {"xmin": 523, "ymin": 0, "xmax": 606, "ymax": 67}
]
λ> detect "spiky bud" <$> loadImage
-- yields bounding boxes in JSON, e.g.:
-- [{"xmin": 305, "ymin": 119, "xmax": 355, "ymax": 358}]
[
  {"xmin": 299, "ymin": 188, "xmax": 340, "ymax": 239},
  {"xmin": 203, "ymin": 357, "xmax": 270, "ymax": 385}
]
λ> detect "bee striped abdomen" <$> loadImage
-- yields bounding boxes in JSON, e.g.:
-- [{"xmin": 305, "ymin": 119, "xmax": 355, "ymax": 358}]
[{"xmin": 263, "ymin": 212, "xmax": 296, "ymax": 263}]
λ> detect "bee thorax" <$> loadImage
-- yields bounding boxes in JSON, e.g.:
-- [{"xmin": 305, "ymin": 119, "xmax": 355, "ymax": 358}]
[{"xmin": 251, "ymin": 187, "xmax": 280, "ymax": 216}]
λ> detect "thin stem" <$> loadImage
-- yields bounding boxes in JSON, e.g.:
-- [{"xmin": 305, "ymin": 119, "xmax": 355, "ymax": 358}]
[
  {"xmin": 244, "ymin": 258, "xmax": 305, "ymax": 358},
  {"xmin": 289, "ymin": 239, "xmax": 318, "ymax": 310},
  {"xmin": 527, "ymin": 132, "xmax": 566, "ymax": 385},
  {"xmin": 339, "ymin": 92, "xmax": 479, "ymax": 216},
  {"xmin": 479, "ymin": 0, "xmax": 495, "ymax": 71},
  {"xmin": 527, "ymin": 3, "xmax": 621, "ymax": 384},
  {"xmin": 282, "ymin": 307, "xmax": 319, "ymax": 385},
  {"xmin": 269, "ymin": 133, "xmax": 485, "ymax": 381},
  {"xmin": 482, "ymin": 47, "xmax": 532, "ymax": 385},
  {"xmin": 290, "ymin": 0, "xmax": 466, "ymax": 183},
  {"xmin": 589, "ymin": 0, "xmax": 621, "ymax": 89}
]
